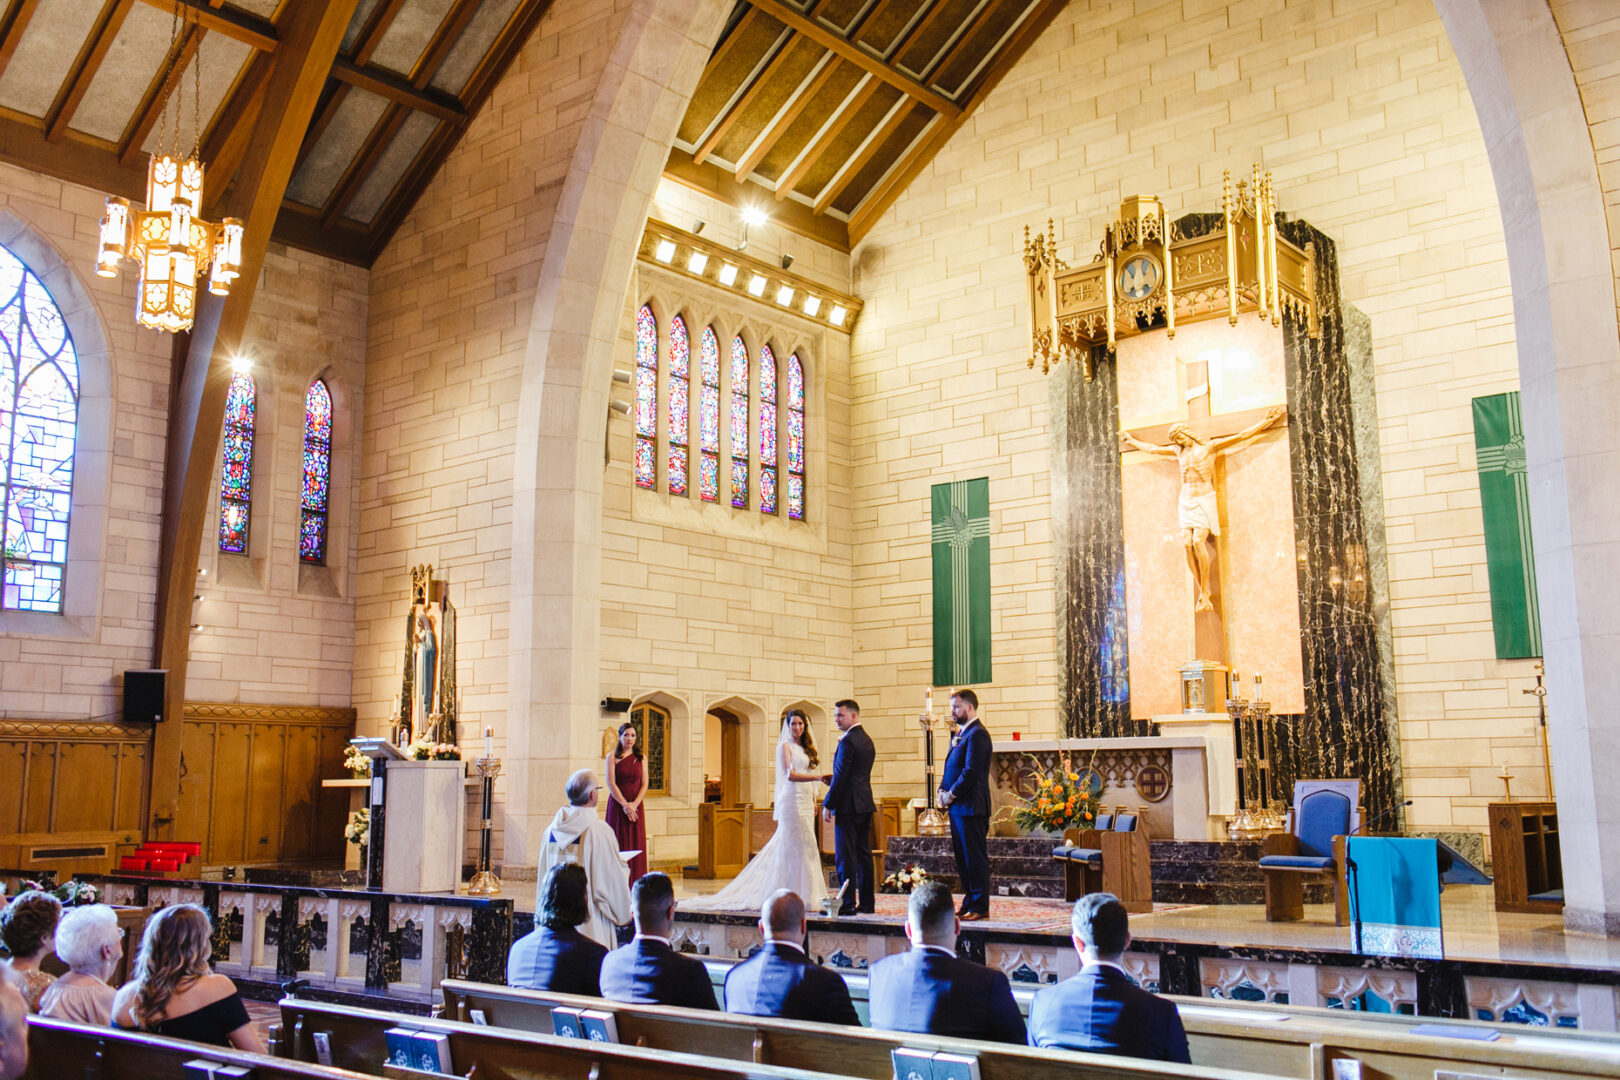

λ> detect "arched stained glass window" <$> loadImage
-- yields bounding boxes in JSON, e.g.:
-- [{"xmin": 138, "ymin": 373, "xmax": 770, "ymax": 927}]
[
  {"xmin": 633, "ymin": 305, "xmax": 656, "ymax": 489},
  {"xmin": 786, "ymin": 353, "xmax": 805, "ymax": 521},
  {"xmin": 0, "ymin": 243, "xmax": 77, "ymax": 612},
  {"xmin": 758, "ymin": 344, "xmax": 777, "ymax": 515},
  {"xmin": 729, "ymin": 336, "xmax": 749, "ymax": 508},
  {"xmin": 698, "ymin": 326, "xmax": 720, "ymax": 502},
  {"xmin": 218, "ymin": 372, "xmax": 255, "ymax": 553},
  {"xmin": 299, "ymin": 380, "xmax": 332, "ymax": 564},
  {"xmin": 667, "ymin": 314, "xmax": 689, "ymax": 496}
]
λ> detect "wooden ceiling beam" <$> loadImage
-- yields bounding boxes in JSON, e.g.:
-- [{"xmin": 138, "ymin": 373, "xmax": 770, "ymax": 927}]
[
  {"xmin": 745, "ymin": 0, "xmax": 959, "ymax": 119},
  {"xmin": 848, "ymin": 0, "xmax": 1063, "ymax": 241},
  {"xmin": 150, "ymin": 0, "xmax": 363, "ymax": 839},
  {"xmin": 921, "ymin": 0, "xmax": 1009, "ymax": 83},
  {"xmin": 292, "ymin": 0, "xmax": 404, "ymax": 173},
  {"xmin": 270, "ymin": 202, "xmax": 370, "ymax": 265},
  {"xmin": 201, "ymin": 50, "xmax": 273, "ymax": 213},
  {"xmin": 666, "ymin": 146, "xmax": 850, "ymax": 252},
  {"xmin": 44, "ymin": 0, "xmax": 132, "ymax": 142},
  {"xmin": 411, "ymin": 0, "xmax": 481, "ymax": 82},
  {"xmin": 732, "ymin": 51, "xmax": 839, "ymax": 181},
  {"xmin": 458, "ymin": 0, "xmax": 553, "ymax": 107},
  {"xmin": 0, "ymin": 0, "xmax": 41, "ymax": 84},
  {"xmin": 351, "ymin": 0, "xmax": 409, "ymax": 64},
  {"xmin": 698, "ymin": 6, "xmax": 758, "ymax": 83},
  {"xmin": 133, "ymin": 0, "xmax": 276, "ymax": 52},
  {"xmin": 692, "ymin": 31, "xmax": 797, "ymax": 166},
  {"xmin": 0, "ymin": 109, "xmax": 146, "ymax": 201},
  {"xmin": 774, "ymin": 73, "xmax": 880, "ymax": 199},
  {"xmin": 812, "ymin": 94, "xmax": 912, "ymax": 214},
  {"xmin": 881, "ymin": 0, "xmax": 955, "ymax": 64},
  {"xmin": 330, "ymin": 59, "xmax": 467, "ymax": 123}
]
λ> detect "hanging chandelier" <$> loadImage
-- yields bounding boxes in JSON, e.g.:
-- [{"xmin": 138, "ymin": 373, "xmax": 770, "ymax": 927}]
[{"xmin": 93, "ymin": 3, "xmax": 242, "ymax": 333}]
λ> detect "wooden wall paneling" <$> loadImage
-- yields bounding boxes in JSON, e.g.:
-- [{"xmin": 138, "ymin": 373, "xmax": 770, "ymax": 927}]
[
  {"xmin": 114, "ymin": 742, "xmax": 150, "ymax": 832},
  {"xmin": 52, "ymin": 743, "xmax": 119, "ymax": 833},
  {"xmin": 0, "ymin": 741, "xmax": 25, "ymax": 832},
  {"xmin": 24, "ymin": 744, "xmax": 55, "ymax": 834},
  {"xmin": 178, "ymin": 720, "xmax": 218, "ymax": 859},
  {"xmin": 316, "ymin": 725, "xmax": 350, "ymax": 861},
  {"xmin": 280, "ymin": 724, "xmax": 321, "ymax": 862},
  {"xmin": 213, "ymin": 723, "xmax": 254, "ymax": 862},
  {"xmin": 246, "ymin": 723, "xmax": 289, "ymax": 862}
]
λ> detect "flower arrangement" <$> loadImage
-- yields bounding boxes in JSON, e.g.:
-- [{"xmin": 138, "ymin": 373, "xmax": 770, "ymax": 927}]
[
  {"xmin": 342, "ymin": 745, "xmax": 372, "ymax": 776},
  {"xmin": 345, "ymin": 808, "xmax": 370, "ymax": 848},
  {"xmin": 1005, "ymin": 751, "xmax": 1103, "ymax": 834},
  {"xmin": 407, "ymin": 734, "xmax": 460, "ymax": 761},
  {"xmin": 8, "ymin": 879, "xmax": 99, "ymax": 906},
  {"xmin": 881, "ymin": 864, "xmax": 930, "ymax": 894}
]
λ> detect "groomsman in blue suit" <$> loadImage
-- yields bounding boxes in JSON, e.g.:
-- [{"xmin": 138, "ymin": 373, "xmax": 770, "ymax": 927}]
[
  {"xmin": 821, "ymin": 699, "xmax": 876, "ymax": 915},
  {"xmin": 939, "ymin": 688, "xmax": 992, "ymax": 919},
  {"xmin": 867, "ymin": 880, "xmax": 1025, "ymax": 1043},
  {"xmin": 1028, "ymin": 893, "xmax": 1190, "ymax": 1063},
  {"xmin": 600, "ymin": 873, "xmax": 718, "ymax": 1011},
  {"xmin": 723, "ymin": 889, "xmax": 860, "ymax": 1025}
]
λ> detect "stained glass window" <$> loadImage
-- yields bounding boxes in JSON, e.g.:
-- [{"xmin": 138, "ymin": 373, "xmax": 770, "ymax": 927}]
[
  {"xmin": 730, "ymin": 336, "xmax": 749, "ymax": 509},
  {"xmin": 218, "ymin": 372, "xmax": 255, "ymax": 553},
  {"xmin": 0, "ymin": 243, "xmax": 77, "ymax": 612},
  {"xmin": 299, "ymin": 380, "xmax": 332, "ymax": 564},
  {"xmin": 667, "ymin": 315, "xmax": 689, "ymax": 496},
  {"xmin": 758, "ymin": 344, "xmax": 777, "ymax": 514},
  {"xmin": 631, "ymin": 701, "xmax": 669, "ymax": 796},
  {"xmin": 634, "ymin": 305, "xmax": 656, "ymax": 489},
  {"xmin": 787, "ymin": 352, "xmax": 805, "ymax": 521},
  {"xmin": 698, "ymin": 326, "xmax": 720, "ymax": 502}
]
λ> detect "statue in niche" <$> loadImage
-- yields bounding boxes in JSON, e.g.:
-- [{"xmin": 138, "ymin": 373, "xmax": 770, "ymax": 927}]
[
  {"xmin": 1119, "ymin": 404, "xmax": 1286, "ymax": 612},
  {"xmin": 399, "ymin": 564, "xmax": 457, "ymax": 746}
]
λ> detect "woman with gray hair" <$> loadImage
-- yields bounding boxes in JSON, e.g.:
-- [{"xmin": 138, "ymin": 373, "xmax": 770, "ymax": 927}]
[{"xmin": 38, "ymin": 904, "xmax": 122, "ymax": 1024}]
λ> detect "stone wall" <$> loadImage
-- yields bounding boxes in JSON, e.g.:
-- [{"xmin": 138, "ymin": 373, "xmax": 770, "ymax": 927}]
[{"xmin": 848, "ymin": 0, "xmax": 1539, "ymax": 834}]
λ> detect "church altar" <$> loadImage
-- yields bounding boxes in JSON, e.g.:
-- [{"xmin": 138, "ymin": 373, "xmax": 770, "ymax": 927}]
[{"xmin": 991, "ymin": 732, "xmax": 1234, "ymax": 842}]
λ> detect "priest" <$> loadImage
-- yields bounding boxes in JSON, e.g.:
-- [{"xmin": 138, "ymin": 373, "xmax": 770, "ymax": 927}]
[{"xmin": 537, "ymin": 769, "xmax": 634, "ymax": 949}]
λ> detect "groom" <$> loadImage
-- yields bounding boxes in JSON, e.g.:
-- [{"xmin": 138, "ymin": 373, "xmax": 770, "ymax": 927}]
[{"xmin": 821, "ymin": 699, "xmax": 875, "ymax": 915}]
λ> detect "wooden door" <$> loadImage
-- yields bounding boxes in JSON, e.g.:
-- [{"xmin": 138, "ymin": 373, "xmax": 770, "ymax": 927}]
[{"xmin": 712, "ymin": 709, "xmax": 741, "ymax": 806}]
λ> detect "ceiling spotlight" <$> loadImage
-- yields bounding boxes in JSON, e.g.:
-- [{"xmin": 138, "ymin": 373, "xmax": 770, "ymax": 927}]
[
  {"xmin": 692, "ymin": 219, "xmax": 706, "ymax": 235},
  {"xmin": 748, "ymin": 274, "xmax": 768, "ymax": 297},
  {"xmin": 229, "ymin": 352, "xmax": 252, "ymax": 373},
  {"xmin": 687, "ymin": 251, "xmax": 709, "ymax": 274},
  {"xmin": 829, "ymin": 304, "xmax": 848, "ymax": 327},
  {"xmin": 719, "ymin": 263, "xmax": 739, "ymax": 286},
  {"xmin": 654, "ymin": 239, "xmax": 677, "ymax": 263},
  {"xmin": 780, "ymin": 254, "xmax": 794, "ymax": 270},
  {"xmin": 776, "ymin": 285, "xmax": 794, "ymax": 306},
  {"xmin": 741, "ymin": 206, "xmax": 768, "ymax": 227},
  {"xmin": 803, "ymin": 295, "xmax": 822, "ymax": 317},
  {"xmin": 612, "ymin": 368, "xmax": 631, "ymax": 384}
]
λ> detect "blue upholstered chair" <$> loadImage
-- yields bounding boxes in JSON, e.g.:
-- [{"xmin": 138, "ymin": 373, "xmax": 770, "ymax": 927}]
[
  {"xmin": 1051, "ymin": 812, "xmax": 1152, "ymax": 913},
  {"xmin": 1257, "ymin": 781, "xmax": 1359, "ymax": 924}
]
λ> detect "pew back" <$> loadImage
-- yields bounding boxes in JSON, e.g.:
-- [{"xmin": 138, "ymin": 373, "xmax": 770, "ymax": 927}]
[
  {"xmin": 25, "ymin": 1015, "xmax": 366, "ymax": 1080},
  {"xmin": 441, "ymin": 977, "xmax": 1620, "ymax": 1080}
]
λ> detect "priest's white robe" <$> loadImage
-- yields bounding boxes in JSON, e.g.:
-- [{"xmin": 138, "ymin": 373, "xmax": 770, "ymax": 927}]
[{"xmin": 536, "ymin": 805, "xmax": 633, "ymax": 949}]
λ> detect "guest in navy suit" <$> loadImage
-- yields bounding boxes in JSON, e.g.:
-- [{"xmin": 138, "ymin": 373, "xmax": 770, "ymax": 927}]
[
  {"xmin": 1028, "ymin": 893, "xmax": 1190, "ymax": 1063},
  {"xmin": 600, "ymin": 873, "xmax": 718, "ymax": 1011},
  {"xmin": 939, "ymin": 688, "xmax": 992, "ymax": 919},
  {"xmin": 867, "ymin": 881, "xmax": 1025, "ymax": 1044},
  {"xmin": 723, "ymin": 889, "xmax": 859, "ymax": 1025},
  {"xmin": 820, "ymin": 699, "xmax": 876, "ymax": 915},
  {"xmin": 507, "ymin": 863, "xmax": 607, "ymax": 996}
]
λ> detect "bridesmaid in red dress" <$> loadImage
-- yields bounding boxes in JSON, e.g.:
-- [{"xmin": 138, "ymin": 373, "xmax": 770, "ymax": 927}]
[{"xmin": 604, "ymin": 722, "xmax": 647, "ymax": 885}]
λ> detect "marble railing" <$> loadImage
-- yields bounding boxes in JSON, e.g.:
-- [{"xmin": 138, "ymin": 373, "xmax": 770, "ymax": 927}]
[{"xmin": 72, "ymin": 874, "xmax": 512, "ymax": 1004}]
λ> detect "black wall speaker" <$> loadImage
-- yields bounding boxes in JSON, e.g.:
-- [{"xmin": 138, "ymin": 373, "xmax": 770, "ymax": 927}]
[
  {"xmin": 124, "ymin": 669, "xmax": 167, "ymax": 724},
  {"xmin": 601, "ymin": 696, "xmax": 632, "ymax": 714}
]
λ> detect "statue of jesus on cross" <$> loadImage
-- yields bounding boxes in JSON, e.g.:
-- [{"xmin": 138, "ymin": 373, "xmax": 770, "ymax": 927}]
[{"xmin": 1120, "ymin": 404, "xmax": 1287, "ymax": 612}]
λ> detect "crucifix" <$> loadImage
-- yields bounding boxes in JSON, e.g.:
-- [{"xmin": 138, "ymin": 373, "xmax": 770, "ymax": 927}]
[
  {"xmin": 1522, "ymin": 659, "xmax": 1554, "ymax": 798},
  {"xmin": 1118, "ymin": 357, "xmax": 1288, "ymax": 662}
]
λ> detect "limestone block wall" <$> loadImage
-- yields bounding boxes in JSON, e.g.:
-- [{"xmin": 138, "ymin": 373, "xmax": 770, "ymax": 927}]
[
  {"xmin": 1551, "ymin": 0, "xmax": 1620, "ymax": 309},
  {"xmin": 185, "ymin": 244, "xmax": 369, "ymax": 707},
  {"xmin": 0, "ymin": 165, "xmax": 172, "ymax": 721},
  {"xmin": 848, "ymin": 0, "xmax": 1540, "ymax": 833}
]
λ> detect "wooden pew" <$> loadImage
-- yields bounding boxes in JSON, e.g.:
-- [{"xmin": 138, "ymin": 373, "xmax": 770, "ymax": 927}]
[
  {"xmin": 24, "ymin": 1015, "xmax": 366, "ymax": 1080},
  {"xmin": 440, "ymin": 977, "xmax": 1620, "ymax": 1080},
  {"xmin": 431, "ymin": 982, "xmax": 1255, "ymax": 1080}
]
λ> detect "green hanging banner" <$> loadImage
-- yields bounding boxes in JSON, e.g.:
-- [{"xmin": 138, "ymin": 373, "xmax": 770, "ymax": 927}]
[
  {"xmin": 1472, "ymin": 391, "xmax": 1542, "ymax": 659},
  {"xmin": 931, "ymin": 478, "xmax": 992, "ymax": 686}
]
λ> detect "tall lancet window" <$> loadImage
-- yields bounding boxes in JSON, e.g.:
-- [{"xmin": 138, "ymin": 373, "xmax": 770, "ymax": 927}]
[
  {"xmin": 633, "ymin": 305, "xmax": 656, "ymax": 489},
  {"xmin": 299, "ymin": 380, "xmax": 332, "ymax": 564},
  {"xmin": 786, "ymin": 353, "xmax": 805, "ymax": 521},
  {"xmin": 667, "ymin": 314, "xmax": 689, "ymax": 496},
  {"xmin": 218, "ymin": 371, "xmax": 255, "ymax": 553},
  {"xmin": 729, "ymin": 335, "xmax": 749, "ymax": 508},
  {"xmin": 0, "ymin": 243, "xmax": 78, "ymax": 612},
  {"xmin": 698, "ymin": 326, "xmax": 720, "ymax": 502},
  {"xmin": 758, "ymin": 344, "xmax": 777, "ymax": 515}
]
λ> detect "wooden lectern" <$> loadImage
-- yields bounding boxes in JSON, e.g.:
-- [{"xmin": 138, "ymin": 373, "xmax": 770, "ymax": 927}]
[{"xmin": 1488, "ymin": 801, "xmax": 1562, "ymax": 914}]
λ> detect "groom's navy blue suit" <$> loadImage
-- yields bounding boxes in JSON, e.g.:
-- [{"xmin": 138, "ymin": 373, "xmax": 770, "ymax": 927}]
[
  {"xmin": 822, "ymin": 723, "xmax": 876, "ymax": 914},
  {"xmin": 941, "ymin": 718, "xmax": 992, "ymax": 915}
]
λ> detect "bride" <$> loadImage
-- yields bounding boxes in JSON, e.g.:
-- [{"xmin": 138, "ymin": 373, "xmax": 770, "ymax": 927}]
[{"xmin": 682, "ymin": 709, "xmax": 829, "ymax": 912}]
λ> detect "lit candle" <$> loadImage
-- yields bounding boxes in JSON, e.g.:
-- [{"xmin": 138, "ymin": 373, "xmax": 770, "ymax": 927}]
[
  {"xmin": 484, "ymin": 726, "xmax": 493, "ymax": 760},
  {"xmin": 925, "ymin": 687, "xmax": 933, "ymax": 717}
]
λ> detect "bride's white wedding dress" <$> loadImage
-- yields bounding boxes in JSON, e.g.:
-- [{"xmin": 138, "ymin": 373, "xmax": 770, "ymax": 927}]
[{"xmin": 682, "ymin": 739, "xmax": 828, "ymax": 913}]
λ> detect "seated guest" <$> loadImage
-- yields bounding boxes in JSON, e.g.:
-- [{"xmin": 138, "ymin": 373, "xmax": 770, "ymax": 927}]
[
  {"xmin": 1028, "ymin": 893, "xmax": 1189, "ymax": 1063},
  {"xmin": 0, "ymin": 977, "xmax": 26, "ymax": 1080},
  {"xmin": 538, "ymin": 769, "xmax": 634, "ymax": 949},
  {"xmin": 111, "ymin": 904, "xmax": 265, "ymax": 1052},
  {"xmin": 0, "ymin": 889, "xmax": 60, "ymax": 1012},
  {"xmin": 508, "ymin": 863, "xmax": 607, "ymax": 996},
  {"xmin": 39, "ymin": 904, "xmax": 122, "ymax": 1025},
  {"xmin": 723, "ymin": 889, "xmax": 858, "ymax": 1026},
  {"xmin": 868, "ymin": 880, "xmax": 1024, "ymax": 1044},
  {"xmin": 600, "ymin": 873, "xmax": 717, "ymax": 1010}
]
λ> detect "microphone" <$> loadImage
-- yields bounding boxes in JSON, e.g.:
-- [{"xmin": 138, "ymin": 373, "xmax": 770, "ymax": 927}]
[{"xmin": 1350, "ymin": 799, "xmax": 1413, "ymax": 836}]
